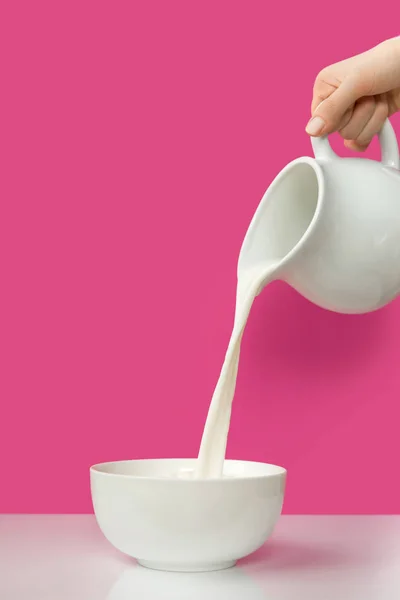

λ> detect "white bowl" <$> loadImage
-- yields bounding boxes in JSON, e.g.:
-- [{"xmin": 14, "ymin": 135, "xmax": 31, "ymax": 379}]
[{"xmin": 90, "ymin": 458, "xmax": 286, "ymax": 572}]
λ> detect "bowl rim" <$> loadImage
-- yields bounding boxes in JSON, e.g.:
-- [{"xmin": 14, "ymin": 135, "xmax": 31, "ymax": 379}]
[{"xmin": 90, "ymin": 458, "xmax": 287, "ymax": 482}]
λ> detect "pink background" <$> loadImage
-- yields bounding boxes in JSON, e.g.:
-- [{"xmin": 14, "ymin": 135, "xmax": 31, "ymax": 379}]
[{"xmin": 1, "ymin": 1, "xmax": 400, "ymax": 514}]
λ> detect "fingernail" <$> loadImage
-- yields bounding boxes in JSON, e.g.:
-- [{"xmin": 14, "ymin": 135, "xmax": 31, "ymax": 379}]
[{"xmin": 306, "ymin": 116, "xmax": 325, "ymax": 136}]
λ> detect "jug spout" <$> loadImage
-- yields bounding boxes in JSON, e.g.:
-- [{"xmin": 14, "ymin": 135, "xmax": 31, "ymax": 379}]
[{"xmin": 238, "ymin": 157, "xmax": 323, "ymax": 283}]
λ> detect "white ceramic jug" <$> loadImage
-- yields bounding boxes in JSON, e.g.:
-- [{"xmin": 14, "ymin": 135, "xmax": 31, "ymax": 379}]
[{"xmin": 239, "ymin": 119, "xmax": 400, "ymax": 314}]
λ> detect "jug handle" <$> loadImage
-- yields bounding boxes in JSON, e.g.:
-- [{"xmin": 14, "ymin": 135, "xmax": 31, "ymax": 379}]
[{"xmin": 311, "ymin": 118, "xmax": 400, "ymax": 170}]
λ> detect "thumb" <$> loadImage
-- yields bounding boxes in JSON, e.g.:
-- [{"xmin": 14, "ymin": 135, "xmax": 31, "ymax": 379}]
[{"xmin": 306, "ymin": 77, "xmax": 362, "ymax": 136}]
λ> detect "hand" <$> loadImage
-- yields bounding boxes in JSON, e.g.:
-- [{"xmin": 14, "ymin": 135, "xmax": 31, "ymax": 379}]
[{"xmin": 306, "ymin": 37, "xmax": 400, "ymax": 151}]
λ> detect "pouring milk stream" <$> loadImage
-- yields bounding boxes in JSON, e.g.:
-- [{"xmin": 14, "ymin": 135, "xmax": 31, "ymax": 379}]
[{"xmin": 195, "ymin": 119, "xmax": 400, "ymax": 479}]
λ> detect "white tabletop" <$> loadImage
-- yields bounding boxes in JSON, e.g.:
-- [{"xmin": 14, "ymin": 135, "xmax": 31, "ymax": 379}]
[{"xmin": 0, "ymin": 515, "xmax": 399, "ymax": 599}]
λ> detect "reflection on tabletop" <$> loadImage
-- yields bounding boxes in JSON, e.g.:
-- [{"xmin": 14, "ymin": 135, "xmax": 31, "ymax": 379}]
[
  {"xmin": 107, "ymin": 565, "xmax": 266, "ymax": 600},
  {"xmin": 1, "ymin": 515, "xmax": 400, "ymax": 600}
]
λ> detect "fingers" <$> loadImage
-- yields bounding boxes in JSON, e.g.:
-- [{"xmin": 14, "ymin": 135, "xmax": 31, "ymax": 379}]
[
  {"xmin": 337, "ymin": 107, "xmax": 354, "ymax": 132},
  {"xmin": 306, "ymin": 74, "xmax": 366, "ymax": 136},
  {"xmin": 338, "ymin": 97, "xmax": 376, "ymax": 140},
  {"xmin": 344, "ymin": 140, "xmax": 369, "ymax": 152},
  {"xmin": 343, "ymin": 97, "xmax": 389, "ymax": 151},
  {"xmin": 307, "ymin": 72, "xmax": 389, "ymax": 152}
]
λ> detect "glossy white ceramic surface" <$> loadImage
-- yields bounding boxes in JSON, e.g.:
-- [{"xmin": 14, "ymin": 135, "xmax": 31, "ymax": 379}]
[
  {"xmin": 90, "ymin": 458, "xmax": 286, "ymax": 572},
  {"xmin": 2, "ymin": 515, "xmax": 400, "ymax": 599},
  {"xmin": 239, "ymin": 119, "xmax": 400, "ymax": 314}
]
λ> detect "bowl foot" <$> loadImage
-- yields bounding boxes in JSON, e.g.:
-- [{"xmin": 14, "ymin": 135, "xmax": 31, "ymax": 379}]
[{"xmin": 137, "ymin": 559, "xmax": 237, "ymax": 572}]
